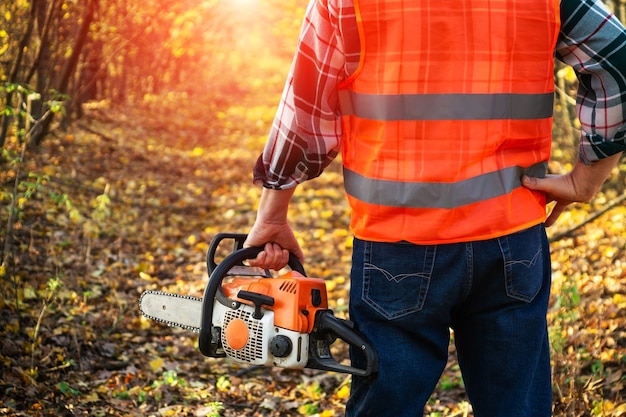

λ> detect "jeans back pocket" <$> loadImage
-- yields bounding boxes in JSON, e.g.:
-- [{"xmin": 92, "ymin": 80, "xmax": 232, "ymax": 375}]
[
  {"xmin": 362, "ymin": 241, "xmax": 436, "ymax": 320},
  {"xmin": 498, "ymin": 226, "xmax": 547, "ymax": 303}
]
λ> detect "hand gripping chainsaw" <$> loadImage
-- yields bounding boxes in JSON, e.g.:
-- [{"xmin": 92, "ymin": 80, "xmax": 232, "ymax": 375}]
[{"xmin": 139, "ymin": 233, "xmax": 378, "ymax": 376}]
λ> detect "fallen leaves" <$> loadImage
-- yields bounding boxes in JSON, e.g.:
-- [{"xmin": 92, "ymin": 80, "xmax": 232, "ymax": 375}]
[{"xmin": 0, "ymin": 70, "xmax": 625, "ymax": 417}]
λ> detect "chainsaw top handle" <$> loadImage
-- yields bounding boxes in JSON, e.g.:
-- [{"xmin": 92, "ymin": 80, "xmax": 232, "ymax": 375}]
[
  {"xmin": 205, "ymin": 232, "xmax": 305, "ymax": 276},
  {"xmin": 199, "ymin": 233, "xmax": 305, "ymax": 357}
]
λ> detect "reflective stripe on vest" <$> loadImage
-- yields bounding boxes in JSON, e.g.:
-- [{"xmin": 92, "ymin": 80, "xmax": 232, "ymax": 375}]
[
  {"xmin": 344, "ymin": 162, "xmax": 547, "ymax": 209},
  {"xmin": 339, "ymin": 91, "xmax": 555, "ymax": 121}
]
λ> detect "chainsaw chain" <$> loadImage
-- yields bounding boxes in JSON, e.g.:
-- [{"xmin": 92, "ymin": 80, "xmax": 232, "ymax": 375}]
[{"xmin": 139, "ymin": 290, "xmax": 203, "ymax": 333}]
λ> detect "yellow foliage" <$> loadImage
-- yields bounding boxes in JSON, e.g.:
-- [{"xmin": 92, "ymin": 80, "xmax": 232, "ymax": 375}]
[
  {"xmin": 139, "ymin": 271, "xmax": 152, "ymax": 281},
  {"xmin": 336, "ymin": 384, "xmax": 350, "ymax": 399},
  {"xmin": 190, "ymin": 147, "xmax": 204, "ymax": 157},
  {"xmin": 564, "ymin": 66, "xmax": 577, "ymax": 83},
  {"xmin": 139, "ymin": 316, "xmax": 152, "ymax": 330},
  {"xmin": 69, "ymin": 208, "xmax": 83, "ymax": 223},
  {"xmin": 194, "ymin": 241, "xmax": 210, "ymax": 253},
  {"xmin": 149, "ymin": 357, "xmax": 164, "ymax": 372},
  {"xmin": 22, "ymin": 285, "xmax": 37, "ymax": 300}
]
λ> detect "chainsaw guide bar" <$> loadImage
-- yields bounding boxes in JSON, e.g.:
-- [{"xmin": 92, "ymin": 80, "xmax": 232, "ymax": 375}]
[{"xmin": 139, "ymin": 290, "xmax": 202, "ymax": 333}]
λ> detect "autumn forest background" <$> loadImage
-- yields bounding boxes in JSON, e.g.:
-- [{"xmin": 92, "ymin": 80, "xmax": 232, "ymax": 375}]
[{"xmin": 0, "ymin": 0, "xmax": 625, "ymax": 416}]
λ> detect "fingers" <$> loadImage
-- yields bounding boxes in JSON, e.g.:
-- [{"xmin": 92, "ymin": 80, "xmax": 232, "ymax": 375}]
[
  {"xmin": 522, "ymin": 174, "xmax": 574, "ymax": 227},
  {"xmin": 521, "ymin": 174, "xmax": 553, "ymax": 194},
  {"xmin": 247, "ymin": 242, "xmax": 290, "ymax": 270},
  {"xmin": 243, "ymin": 222, "xmax": 304, "ymax": 270},
  {"xmin": 545, "ymin": 202, "xmax": 566, "ymax": 227},
  {"xmin": 520, "ymin": 174, "xmax": 538, "ymax": 189},
  {"xmin": 522, "ymin": 175, "xmax": 556, "ymax": 204}
]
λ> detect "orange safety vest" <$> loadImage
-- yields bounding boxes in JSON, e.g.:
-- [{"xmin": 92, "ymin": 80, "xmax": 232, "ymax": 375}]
[{"xmin": 338, "ymin": 0, "xmax": 561, "ymax": 244}]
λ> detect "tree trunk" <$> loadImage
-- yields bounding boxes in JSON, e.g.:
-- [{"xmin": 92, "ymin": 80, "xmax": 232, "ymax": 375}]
[
  {"xmin": 30, "ymin": 0, "xmax": 97, "ymax": 147},
  {"xmin": 0, "ymin": 0, "xmax": 38, "ymax": 149},
  {"xmin": 26, "ymin": 0, "xmax": 56, "ymax": 143}
]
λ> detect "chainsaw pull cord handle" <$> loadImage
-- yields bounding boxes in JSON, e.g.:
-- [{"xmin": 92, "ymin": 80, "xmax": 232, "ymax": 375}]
[
  {"xmin": 199, "ymin": 234, "xmax": 305, "ymax": 357},
  {"xmin": 237, "ymin": 290, "xmax": 274, "ymax": 319}
]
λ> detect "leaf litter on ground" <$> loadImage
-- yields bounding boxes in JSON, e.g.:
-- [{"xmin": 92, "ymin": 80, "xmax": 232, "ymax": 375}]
[{"xmin": 0, "ymin": 97, "xmax": 624, "ymax": 416}]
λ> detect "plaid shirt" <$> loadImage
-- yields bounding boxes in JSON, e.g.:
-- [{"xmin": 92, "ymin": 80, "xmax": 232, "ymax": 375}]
[{"xmin": 255, "ymin": 0, "xmax": 626, "ymax": 189}]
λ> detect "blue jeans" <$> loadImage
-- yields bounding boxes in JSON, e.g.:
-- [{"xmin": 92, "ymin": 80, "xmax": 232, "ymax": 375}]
[{"xmin": 345, "ymin": 224, "xmax": 552, "ymax": 417}]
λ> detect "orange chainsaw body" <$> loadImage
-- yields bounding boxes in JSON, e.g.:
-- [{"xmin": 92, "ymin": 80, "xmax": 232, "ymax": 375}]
[
  {"xmin": 197, "ymin": 232, "xmax": 377, "ymax": 376},
  {"xmin": 221, "ymin": 271, "xmax": 329, "ymax": 334}
]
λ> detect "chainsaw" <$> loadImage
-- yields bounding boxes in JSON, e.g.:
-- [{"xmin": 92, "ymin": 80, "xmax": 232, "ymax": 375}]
[{"xmin": 139, "ymin": 233, "xmax": 378, "ymax": 376}]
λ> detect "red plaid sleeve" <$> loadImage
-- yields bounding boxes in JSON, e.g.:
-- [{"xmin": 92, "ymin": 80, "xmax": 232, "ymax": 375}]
[{"xmin": 254, "ymin": 0, "xmax": 358, "ymax": 189}]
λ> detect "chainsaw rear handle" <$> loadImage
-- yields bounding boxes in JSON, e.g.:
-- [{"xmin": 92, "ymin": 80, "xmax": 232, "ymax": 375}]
[
  {"xmin": 307, "ymin": 311, "xmax": 379, "ymax": 377},
  {"xmin": 199, "ymin": 235, "xmax": 305, "ymax": 357}
]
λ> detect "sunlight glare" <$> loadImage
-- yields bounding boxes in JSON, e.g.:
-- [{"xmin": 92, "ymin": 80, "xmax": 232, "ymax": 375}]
[{"xmin": 230, "ymin": 0, "xmax": 258, "ymax": 6}]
